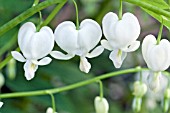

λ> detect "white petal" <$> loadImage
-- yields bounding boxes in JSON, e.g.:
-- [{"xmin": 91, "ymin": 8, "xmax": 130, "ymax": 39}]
[
  {"xmin": 86, "ymin": 46, "xmax": 104, "ymax": 58},
  {"xmin": 148, "ymin": 39, "xmax": 170, "ymax": 71},
  {"xmin": 46, "ymin": 107, "xmax": 57, "ymax": 113},
  {"xmin": 0, "ymin": 102, "xmax": 3, "ymax": 108},
  {"xmin": 122, "ymin": 41, "xmax": 140, "ymax": 52},
  {"xmin": 142, "ymin": 34, "xmax": 157, "ymax": 69},
  {"xmin": 24, "ymin": 61, "xmax": 38, "ymax": 80},
  {"xmin": 30, "ymin": 26, "xmax": 54, "ymax": 59},
  {"xmin": 103, "ymin": 12, "xmax": 140, "ymax": 49},
  {"xmin": 78, "ymin": 19, "xmax": 102, "ymax": 52},
  {"xmin": 101, "ymin": 39, "xmax": 113, "ymax": 51},
  {"xmin": 109, "ymin": 49, "xmax": 127, "ymax": 68},
  {"xmin": 32, "ymin": 57, "xmax": 52, "ymax": 66},
  {"xmin": 11, "ymin": 51, "xmax": 26, "ymax": 62},
  {"xmin": 102, "ymin": 12, "xmax": 118, "ymax": 41},
  {"xmin": 18, "ymin": 22, "xmax": 36, "ymax": 59},
  {"xmin": 54, "ymin": 21, "xmax": 78, "ymax": 54},
  {"xmin": 79, "ymin": 57, "xmax": 91, "ymax": 73},
  {"xmin": 94, "ymin": 96, "xmax": 109, "ymax": 113},
  {"xmin": 50, "ymin": 51, "xmax": 74, "ymax": 60}
]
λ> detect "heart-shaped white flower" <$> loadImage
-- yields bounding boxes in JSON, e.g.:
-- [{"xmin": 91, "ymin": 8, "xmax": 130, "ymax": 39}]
[
  {"xmin": 50, "ymin": 19, "xmax": 103, "ymax": 73},
  {"xmin": 101, "ymin": 12, "xmax": 140, "ymax": 68},
  {"xmin": 142, "ymin": 34, "xmax": 170, "ymax": 72},
  {"xmin": 11, "ymin": 22, "xmax": 54, "ymax": 80},
  {"xmin": 94, "ymin": 96, "xmax": 109, "ymax": 113}
]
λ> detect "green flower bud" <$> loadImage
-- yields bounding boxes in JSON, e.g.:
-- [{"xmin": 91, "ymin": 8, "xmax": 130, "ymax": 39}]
[
  {"xmin": 133, "ymin": 81, "xmax": 147, "ymax": 98},
  {"xmin": 0, "ymin": 72, "xmax": 5, "ymax": 88},
  {"xmin": 163, "ymin": 98, "xmax": 169, "ymax": 113},
  {"xmin": 132, "ymin": 97, "xmax": 142, "ymax": 112},
  {"xmin": 6, "ymin": 58, "xmax": 16, "ymax": 80},
  {"xmin": 165, "ymin": 88, "xmax": 170, "ymax": 99}
]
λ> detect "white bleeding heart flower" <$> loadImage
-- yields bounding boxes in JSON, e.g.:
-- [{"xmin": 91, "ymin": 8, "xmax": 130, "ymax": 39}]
[
  {"xmin": 142, "ymin": 34, "xmax": 170, "ymax": 72},
  {"xmin": 46, "ymin": 107, "xmax": 57, "ymax": 113},
  {"xmin": 142, "ymin": 34, "xmax": 170, "ymax": 92},
  {"xmin": 0, "ymin": 102, "xmax": 3, "ymax": 108},
  {"xmin": 94, "ymin": 96, "xmax": 109, "ymax": 113},
  {"xmin": 50, "ymin": 19, "xmax": 103, "ymax": 73},
  {"xmin": 11, "ymin": 22, "xmax": 54, "ymax": 80},
  {"xmin": 101, "ymin": 12, "xmax": 140, "ymax": 68}
]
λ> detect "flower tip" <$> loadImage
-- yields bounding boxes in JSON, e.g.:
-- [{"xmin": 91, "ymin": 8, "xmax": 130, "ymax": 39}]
[{"xmin": 79, "ymin": 57, "xmax": 91, "ymax": 73}]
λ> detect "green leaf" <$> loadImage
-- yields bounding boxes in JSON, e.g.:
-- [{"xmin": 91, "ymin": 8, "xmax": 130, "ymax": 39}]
[
  {"xmin": 142, "ymin": 8, "xmax": 170, "ymax": 30},
  {"xmin": 140, "ymin": 0, "xmax": 170, "ymax": 9}
]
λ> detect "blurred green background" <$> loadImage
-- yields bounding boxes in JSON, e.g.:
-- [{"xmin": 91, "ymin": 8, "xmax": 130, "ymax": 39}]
[{"xmin": 0, "ymin": 0, "xmax": 170, "ymax": 113}]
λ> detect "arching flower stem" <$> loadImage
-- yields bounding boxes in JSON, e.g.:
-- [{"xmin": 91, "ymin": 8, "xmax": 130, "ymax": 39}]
[
  {"xmin": 72, "ymin": 0, "xmax": 80, "ymax": 30},
  {"xmin": 119, "ymin": 0, "xmax": 123, "ymax": 20},
  {"xmin": 157, "ymin": 17, "xmax": 164, "ymax": 45}
]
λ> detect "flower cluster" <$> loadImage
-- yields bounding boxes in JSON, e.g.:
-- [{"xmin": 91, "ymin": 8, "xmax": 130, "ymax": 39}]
[{"xmin": 11, "ymin": 12, "xmax": 142, "ymax": 80}]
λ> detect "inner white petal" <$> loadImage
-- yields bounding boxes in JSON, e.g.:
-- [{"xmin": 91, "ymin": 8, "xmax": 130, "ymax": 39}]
[
  {"xmin": 79, "ymin": 57, "xmax": 91, "ymax": 73},
  {"xmin": 24, "ymin": 60, "xmax": 38, "ymax": 80}
]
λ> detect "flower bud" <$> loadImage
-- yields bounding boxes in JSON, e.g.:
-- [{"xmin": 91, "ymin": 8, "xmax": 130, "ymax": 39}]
[
  {"xmin": 6, "ymin": 58, "xmax": 16, "ymax": 80},
  {"xmin": 133, "ymin": 81, "xmax": 147, "ymax": 98},
  {"xmin": 163, "ymin": 98, "xmax": 169, "ymax": 113},
  {"xmin": 132, "ymin": 97, "xmax": 142, "ymax": 112},
  {"xmin": 46, "ymin": 107, "xmax": 57, "ymax": 113},
  {"xmin": 94, "ymin": 96, "xmax": 109, "ymax": 113},
  {"xmin": 0, "ymin": 72, "xmax": 5, "ymax": 88},
  {"xmin": 165, "ymin": 88, "xmax": 170, "ymax": 99}
]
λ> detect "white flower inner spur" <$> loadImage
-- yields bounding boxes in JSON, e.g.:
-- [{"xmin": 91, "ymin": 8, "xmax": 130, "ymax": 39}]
[
  {"xmin": 11, "ymin": 22, "xmax": 54, "ymax": 80},
  {"xmin": 50, "ymin": 19, "xmax": 104, "ymax": 73},
  {"xmin": 101, "ymin": 12, "xmax": 141, "ymax": 68}
]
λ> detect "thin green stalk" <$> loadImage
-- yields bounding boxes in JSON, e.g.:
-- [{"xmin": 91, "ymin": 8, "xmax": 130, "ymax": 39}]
[
  {"xmin": 156, "ymin": 17, "xmax": 164, "ymax": 45},
  {"xmin": 119, "ymin": 0, "xmax": 123, "ymax": 20},
  {"xmin": 123, "ymin": 0, "xmax": 170, "ymax": 18},
  {"xmin": 72, "ymin": 0, "xmax": 79, "ymax": 30},
  {"xmin": 0, "ymin": 48, "xmax": 20, "ymax": 70},
  {"xmin": 0, "ymin": 67, "xmax": 150, "ymax": 99},
  {"xmin": 40, "ymin": 1, "xmax": 67, "ymax": 27},
  {"xmin": 98, "ymin": 80, "xmax": 103, "ymax": 99},
  {"xmin": 46, "ymin": 91, "xmax": 56, "ymax": 113},
  {"xmin": 0, "ymin": 33, "xmax": 17, "ymax": 56},
  {"xmin": 0, "ymin": 0, "xmax": 67, "ymax": 37}
]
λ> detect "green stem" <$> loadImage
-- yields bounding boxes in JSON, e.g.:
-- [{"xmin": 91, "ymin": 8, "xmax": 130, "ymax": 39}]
[
  {"xmin": 72, "ymin": 0, "xmax": 80, "ymax": 30},
  {"xmin": 46, "ymin": 91, "xmax": 56, "ymax": 113},
  {"xmin": 119, "ymin": 0, "xmax": 123, "ymax": 20},
  {"xmin": 0, "ymin": 48, "xmax": 20, "ymax": 70},
  {"xmin": 0, "ymin": 67, "xmax": 150, "ymax": 99},
  {"xmin": 156, "ymin": 17, "xmax": 164, "ymax": 45},
  {"xmin": 123, "ymin": 0, "xmax": 170, "ymax": 18},
  {"xmin": 0, "ymin": 0, "xmax": 67, "ymax": 37},
  {"xmin": 40, "ymin": 1, "xmax": 67, "ymax": 27},
  {"xmin": 98, "ymin": 80, "xmax": 103, "ymax": 99},
  {"xmin": 0, "ymin": 33, "xmax": 17, "ymax": 56}
]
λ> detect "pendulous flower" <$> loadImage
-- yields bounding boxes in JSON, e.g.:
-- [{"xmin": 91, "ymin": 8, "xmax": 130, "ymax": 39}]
[
  {"xmin": 142, "ymin": 34, "xmax": 170, "ymax": 92},
  {"xmin": 46, "ymin": 107, "xmax": 57, "ymax": 113},
  {"xmin": 94, "ymin": 96, "xmax": 109, "ymax": 113},
  {"xmin": 11, "ymin": 22, "xmax": 54, "ymax": 80},
  {"xmin": 101, "ymin": 12, "xmax": 140, "ymax": 68},
  {"xmin": 50, "ymin": 19, "xmax": 103, "ymax": 73}
]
